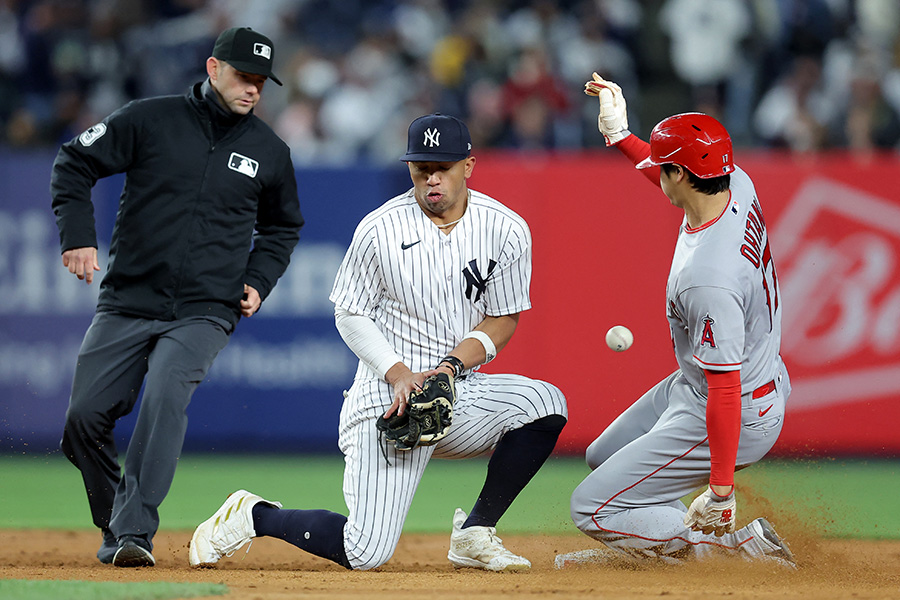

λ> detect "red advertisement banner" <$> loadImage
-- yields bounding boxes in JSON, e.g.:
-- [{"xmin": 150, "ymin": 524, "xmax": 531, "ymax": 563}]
[{"xmin": 474, "ymin": 151, "xmax": 900, "ymax": 457}]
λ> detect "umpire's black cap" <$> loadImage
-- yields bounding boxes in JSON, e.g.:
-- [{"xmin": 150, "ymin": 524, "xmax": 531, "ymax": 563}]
[
  {"xmin": 212, "ymin": 27, "xmax": 283, "ymax": 86},
  {"xmin": 400, "ymin": 114, "xmax": 472, "ymax": 162}
]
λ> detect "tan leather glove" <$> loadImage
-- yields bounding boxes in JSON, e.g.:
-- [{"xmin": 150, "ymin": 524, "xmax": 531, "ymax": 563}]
[{"xmin": 584, "ymin": 72, "xmax": 629, "ymax": 146}]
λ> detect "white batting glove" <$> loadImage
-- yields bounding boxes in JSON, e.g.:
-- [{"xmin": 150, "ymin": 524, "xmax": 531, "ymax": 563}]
[
  {"xmin": 583, "ymin": 72, "xmax": 629, "ymax": 146},
  {"xmin": 684, "ymin": 487, "xmax": 736, "ymax": 536}
]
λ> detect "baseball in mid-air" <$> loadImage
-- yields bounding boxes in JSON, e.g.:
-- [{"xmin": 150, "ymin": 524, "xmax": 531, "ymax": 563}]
[{"xmin": 606, "ymin": 325, "xmax": 633, "ymax": 352}]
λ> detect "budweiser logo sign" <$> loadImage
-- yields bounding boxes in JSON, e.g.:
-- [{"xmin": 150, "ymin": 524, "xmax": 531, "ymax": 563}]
[{"xmin": 772, "ymin": 177, "xmax": 900, "ymax": 410}]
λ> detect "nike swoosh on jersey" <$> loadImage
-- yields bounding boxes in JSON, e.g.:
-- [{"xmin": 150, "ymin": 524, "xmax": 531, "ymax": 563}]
[
  {"xmin": 401, "ymin": 240, "xmax": 421, "ymax": 250},
  {"xmin": 758, "ymin": 404, "xmax": 774, "ymax": 417}
]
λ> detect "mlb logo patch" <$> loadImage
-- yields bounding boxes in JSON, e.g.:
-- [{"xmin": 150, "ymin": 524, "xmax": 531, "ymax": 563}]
[
  {"xmin": 79, "ymin": 123, "xmax": 107, "ymax": 147},
  {"xmin": 228, "ymin": 152, "xmax": 259, "ymax": 178},
  {"xmin": 253, "ymin": 43, "xmax": 271, "ymax": 59}
]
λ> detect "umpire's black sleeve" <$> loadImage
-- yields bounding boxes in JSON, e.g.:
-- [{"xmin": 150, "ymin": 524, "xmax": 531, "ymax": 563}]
[
  {"xmin": 244, "ymin": 150, "xmax": 304, "ymax": 301},
  {"xmin": 50, "ymin": 103, "xmax": 138, "ymax": 252}
]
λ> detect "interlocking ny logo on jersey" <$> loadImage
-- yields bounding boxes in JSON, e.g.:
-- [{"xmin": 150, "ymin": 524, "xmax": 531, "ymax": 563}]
[
  {"xmin": 228, "ymin": 152, "xmax": 259, "ymax": 178},
  {"xmin": 424, "ymin": 128, "xmax": 440, "ymax": 147},
  {"xmin": 463, "ymin": 259, "xmax": 496, "ymax": 302}
]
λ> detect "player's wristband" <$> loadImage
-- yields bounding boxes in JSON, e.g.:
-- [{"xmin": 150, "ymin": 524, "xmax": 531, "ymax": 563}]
[
  {"xmin": 463, "ymin": 330, "xmax": 496, "ymax": 363},
  {"xmin": 711, "ymin": 488, "xmax": 734, "ymax": 501},
  {"xmin": 438, "ymin": 355, "xmax": 464, "ymax": 377}
]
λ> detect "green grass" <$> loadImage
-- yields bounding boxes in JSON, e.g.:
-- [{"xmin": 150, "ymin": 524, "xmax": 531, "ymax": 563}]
[
  {"xmin": 738, "ymin": 458, "xmax": 900, "ymax": 539},
  {"xmin": 0, "ymin": 580, "xmax": 227, "ymax": 600},
  {"xmin": 1, "ymin": 454, "xmax": 898, "ymax": 538},
  {"xmin": 0, "ymin": 453, "xmax": 584, "ymax": 534}
]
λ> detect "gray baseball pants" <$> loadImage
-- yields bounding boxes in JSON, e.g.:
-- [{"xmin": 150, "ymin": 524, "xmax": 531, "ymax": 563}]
[{"xmin": 60, "ymin": 311, "xmax": 231, "ymax": 543}]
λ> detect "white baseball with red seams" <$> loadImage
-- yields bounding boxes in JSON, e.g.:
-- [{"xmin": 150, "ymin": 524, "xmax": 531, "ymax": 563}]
[{"xmin": 606, "ymin": 325, "xmax": 633, "ymax": 351}]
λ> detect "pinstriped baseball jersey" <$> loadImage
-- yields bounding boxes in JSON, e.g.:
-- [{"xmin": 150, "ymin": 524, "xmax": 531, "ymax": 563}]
[
  {"xmin": 666, "ymin": 166, "xmax": 783, "ymax": 396},
  {"xmin": 330, "ymin": 188, "xmax": 531, "ymax": 395}
]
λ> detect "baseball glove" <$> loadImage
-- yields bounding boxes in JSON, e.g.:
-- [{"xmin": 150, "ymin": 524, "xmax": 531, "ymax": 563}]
[{"xmin": 376, "ymin": 373, "xmax": 456, "ymax": 452}]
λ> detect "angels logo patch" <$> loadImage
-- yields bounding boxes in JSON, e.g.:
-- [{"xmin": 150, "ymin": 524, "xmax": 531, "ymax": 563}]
[
  {"xmin": 228, "ymin": 152, "xmax": 259, "ymax": 178},
  {"xmin": 79, "ymin": 123, "xmax": 107, "ymax": 147},
  {"xmin": 700, "ymin": 315, "xmax": 717, "ymax": 348}
]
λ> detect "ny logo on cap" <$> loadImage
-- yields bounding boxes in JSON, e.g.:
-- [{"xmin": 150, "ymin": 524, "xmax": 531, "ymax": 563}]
[
  {"xmin": 253, "ymin": 43, "xmax": 271, "ymax": 59},
  {"xmin": 424, "ymin": 128, "xmax": 440, "ymax": 148}
]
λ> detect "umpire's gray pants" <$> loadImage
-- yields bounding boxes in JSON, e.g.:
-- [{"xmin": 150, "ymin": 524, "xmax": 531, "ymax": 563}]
[{"xmin": 60, "ymin": 311, "xmax": 231, "ymax": 543}]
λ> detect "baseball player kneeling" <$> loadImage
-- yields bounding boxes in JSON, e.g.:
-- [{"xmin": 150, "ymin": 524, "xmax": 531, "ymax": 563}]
[
  {"xmin": 557, "ymin": 75, "xmax": 795, "ymax": 569},
  {"xmin": 189, "ymin": 113, "xmax": 567, "ymax": 572}
]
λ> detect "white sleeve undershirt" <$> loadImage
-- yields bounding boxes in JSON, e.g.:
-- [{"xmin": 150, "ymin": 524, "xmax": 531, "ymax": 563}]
[{"xmin": 334, "ymin": 306, "xmax": 403, "ymax": 379}]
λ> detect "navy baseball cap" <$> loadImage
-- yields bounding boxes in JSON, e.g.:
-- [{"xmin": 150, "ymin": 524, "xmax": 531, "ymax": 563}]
[
  {"xmin": 212, "ymin": 27, "xmax": 283, "ymax": 86},
  {"xmin": 400, "ymin": 113, "xmax": 472, "ymax": 162}
]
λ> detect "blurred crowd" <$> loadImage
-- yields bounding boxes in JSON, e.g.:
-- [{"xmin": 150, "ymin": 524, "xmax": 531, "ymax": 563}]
[{"xmin": 2, "ymin": 0, "xmax": 900, "ymax": 164}]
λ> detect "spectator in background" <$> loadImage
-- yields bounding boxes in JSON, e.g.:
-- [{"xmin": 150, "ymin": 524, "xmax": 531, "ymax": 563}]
[
  {"xmin": 12, "ymin": 0, "xmax": 89, "ymax": 146},
  {"xmin": 0, "ymin": 0, "xmax": 26, "ymax": 141},
  {"xmin": 497, "ymin": 45, "xmax": 571, "ymax": 149},
  {"xmin": 465, "ymin": 77, "xmax": 505, "ymax": 149},
  {"xmin": 830, "ymin": 46, "xmax": 900, "ymax": 154},
  {"xmin": 3, "ymin": 0, "xmax": 900, "ymax": 159},
  {"xmin": 658, "ymin": 0, "xmax": 753, "ymax": 132},
  {"xmin": 316, "ymin": 34, "xmax": 418, "ymax": 163},
  {"xmin": 753, "ymin": 52, "xmax": 837, "ymax": 152},
  {"xmin": 555, "ymin": 0, "xmax": 639, "ymax": 147},
  {"xmin": 433, "ymin": 3, "xmax": 509, "ymax": 148},
  {"xmin": 756, "ymin": 0, "xmax": 838, "ymax": 89}
]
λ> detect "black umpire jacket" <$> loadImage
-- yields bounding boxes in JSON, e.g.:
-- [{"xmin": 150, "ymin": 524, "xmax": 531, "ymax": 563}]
[{"xmin": 50, "ymin": 80, "xmax": 304, "ymax": 328}]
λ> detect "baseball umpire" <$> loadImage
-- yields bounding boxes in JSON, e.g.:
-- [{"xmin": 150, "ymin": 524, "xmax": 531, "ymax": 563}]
[
  {"xmin": 50, "ymin": 27, "xmax": 303, "ymax": 567},
  {"xmin": 558, "ymin": 75, "xmax": 794, "ymax": 568},
  {"xmin": 189, "ymin": 113, "xmax": 568, "ymax": 572}
]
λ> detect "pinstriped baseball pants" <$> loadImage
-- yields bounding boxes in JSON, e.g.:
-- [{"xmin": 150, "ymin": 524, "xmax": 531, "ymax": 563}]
[{"xmin": 338, "ymin": 371, "xmax": 568, "ymax": 570}]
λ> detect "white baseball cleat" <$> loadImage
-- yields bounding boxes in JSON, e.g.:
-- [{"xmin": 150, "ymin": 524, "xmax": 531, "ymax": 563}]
[
  {"xmin": 189, "ymin": 489, "xmax": 282, "ymax": 567},
  {"xmin": 746, "ymin": 518, "xmax": 797, "ymax": 569},
  {"xmin": 447, "ymin": 508, "xmax": 531, "ymax": 572}
]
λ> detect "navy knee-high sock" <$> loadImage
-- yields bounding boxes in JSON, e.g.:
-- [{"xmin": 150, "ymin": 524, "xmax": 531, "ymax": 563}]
[
  {"xmin": 252, "ymin": 504, "xmax": 350, "ymax": 568},
  {"xmin": 464, "ymin": 414, "xmax": 567, "ymax": 529}
]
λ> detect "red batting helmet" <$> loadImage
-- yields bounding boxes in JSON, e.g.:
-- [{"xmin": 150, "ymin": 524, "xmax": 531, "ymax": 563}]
[{"xmin": 636, "ymin": 113, "xmax": 734, "ymax": 179}]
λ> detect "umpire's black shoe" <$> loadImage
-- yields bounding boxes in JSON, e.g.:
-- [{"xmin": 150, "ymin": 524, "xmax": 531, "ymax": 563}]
[
  {"xmin": 97, "ymin": 528, "xmax": 117, "ymax": 564},
  {"xmin": 112, "ymin": 535, "xmax": 156, "ymax": 568}
]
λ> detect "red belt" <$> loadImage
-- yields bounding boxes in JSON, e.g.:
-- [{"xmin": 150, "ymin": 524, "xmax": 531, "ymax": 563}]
[{"xmin": 751, "ymin": 380, "xmax": 776, "ymax": 399}]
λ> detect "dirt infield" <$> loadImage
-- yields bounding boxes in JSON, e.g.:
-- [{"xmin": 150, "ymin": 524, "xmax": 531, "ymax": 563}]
[{"xmin": 1, "ymin": 529, "xmax": 898, "ymax": 599}]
